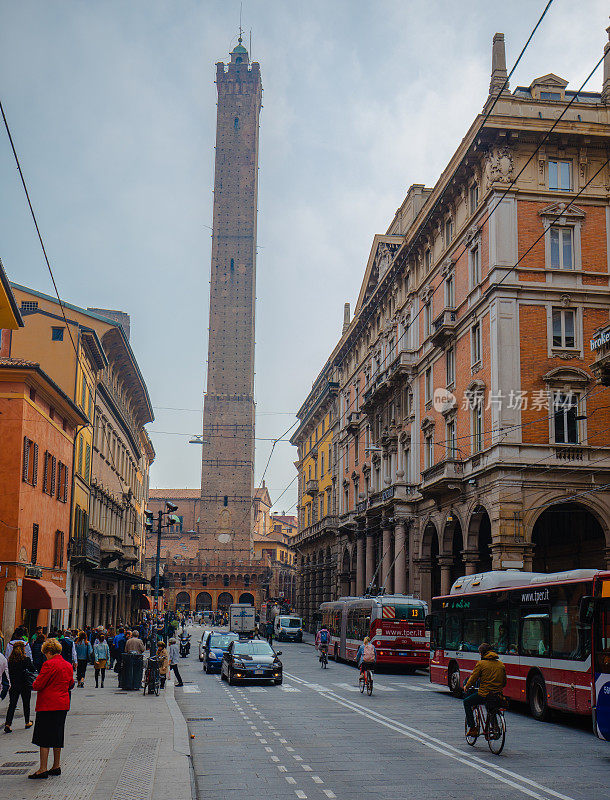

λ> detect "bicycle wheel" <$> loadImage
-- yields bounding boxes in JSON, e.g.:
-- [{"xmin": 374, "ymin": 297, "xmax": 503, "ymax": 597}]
[
  {"xmin": 465, "ymin": 717, "xmax": 479, "ymax": 746},
  {"xmin": 486, "ymin": 711, "xmax": 506, "ymax": 755},
  {"xmin": 359, "ymin": 675, "xmax": 365, "ymax": 693},
  {"xmin": 323, "ymin": 655, "xmax": 328, "ymax": 669},
  {"xmin": 367, "ymin": 673, "xmax": 373, "ymax": 696}
]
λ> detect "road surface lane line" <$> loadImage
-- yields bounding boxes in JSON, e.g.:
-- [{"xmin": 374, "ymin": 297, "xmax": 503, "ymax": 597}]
[
  {"xmin": 284, "ymin": 673, "xmax": 574, "ymax": 800},
  {"xmin": 312, "ymin": 776, "xmax": 323, "ymax": 784},
  {"xmin": 295, "ymin": 792, "xmax": 307, "ymax": 799},
  {"xmin": 286, "ymin": 776, "xmax": 297, "ymax": 784}
]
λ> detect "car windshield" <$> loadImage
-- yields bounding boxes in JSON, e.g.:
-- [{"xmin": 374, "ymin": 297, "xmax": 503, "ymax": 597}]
[
  {"xmin": 210, "ymin": 633, "xmax": 238, "ymax": 649},
  {"xmin": 279, "ymin": 617, "xmax": 301, "ymax": 628},
  {"xmin": 234, "ymin": 641, "xmax": 275, "ymax": 656}
]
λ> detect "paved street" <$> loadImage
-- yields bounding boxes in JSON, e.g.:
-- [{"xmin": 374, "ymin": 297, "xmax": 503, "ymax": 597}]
[{"xmin": 175, "ymin": 626, "xmax": 608, "ymax": 800}]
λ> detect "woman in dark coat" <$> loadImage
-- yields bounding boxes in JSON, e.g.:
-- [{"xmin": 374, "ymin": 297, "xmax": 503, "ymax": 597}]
[
  {"xmin": 29, "ymin": 638, "xmax": 74, "ymax": 779},
  {"xmin": 30, "ymin": 633, "xmax": 46, "ymax": 673},
  {"xmin": 3, "ymin": 640, "xmax": 34, "ymax": 732}
]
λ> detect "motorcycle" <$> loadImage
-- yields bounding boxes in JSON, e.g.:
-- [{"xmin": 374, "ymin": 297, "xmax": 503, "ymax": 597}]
[{"xmin": 179, "ymin": 638, "xmax": 191, "ymax": 658}]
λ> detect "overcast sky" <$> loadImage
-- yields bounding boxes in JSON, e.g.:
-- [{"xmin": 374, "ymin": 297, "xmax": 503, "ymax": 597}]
[{"xmin": 1, "ymin": 0, "xmax": 607, "ymax": 512}]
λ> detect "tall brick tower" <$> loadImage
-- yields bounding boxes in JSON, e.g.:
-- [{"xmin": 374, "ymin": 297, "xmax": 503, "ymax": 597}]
[{"xmin": 200, "ymin": 38, "xmax": 262, "ymax": 558}]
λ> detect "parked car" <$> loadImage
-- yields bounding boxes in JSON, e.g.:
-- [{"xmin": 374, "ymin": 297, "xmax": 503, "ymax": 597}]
[
  {"xmin": 198, "ymin": 630, "xmax": 211, "ymax": 661},
  {"xmin": 220, "ymin": 639, "xmax": 283, "ymax": 685},
  {"xmin": 203, "ymin": 631, "xmax": 239, "ymax": 673}
]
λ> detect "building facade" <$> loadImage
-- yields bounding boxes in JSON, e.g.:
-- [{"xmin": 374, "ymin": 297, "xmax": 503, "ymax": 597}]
[
  {"xmin": 9, "ymin": 285, "xmax": 154, "ymax": 628},
  {"xmin": 293, "ymin": 30, "xmax": 610, "ymax": 623}
]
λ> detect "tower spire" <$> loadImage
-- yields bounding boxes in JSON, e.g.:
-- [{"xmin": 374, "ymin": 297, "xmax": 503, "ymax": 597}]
[{"xmin": 239, "ymin": 1, "xmax": 243, "ymax": 44}]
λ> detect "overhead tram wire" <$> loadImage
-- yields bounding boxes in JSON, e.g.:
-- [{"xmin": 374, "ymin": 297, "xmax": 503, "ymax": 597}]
[{"xmin": 0, "ymin": 98, "xmax": 136, "ymax": 492}]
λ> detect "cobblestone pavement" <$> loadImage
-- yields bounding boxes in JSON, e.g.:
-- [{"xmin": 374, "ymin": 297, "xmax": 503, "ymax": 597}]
[
  {"xmin": 175, "ymin": 625, "xmax": 608, "ymax": 800},
  {"xmin": 0, "ymin": 657, "xmax": 192, "ymax": 800}
]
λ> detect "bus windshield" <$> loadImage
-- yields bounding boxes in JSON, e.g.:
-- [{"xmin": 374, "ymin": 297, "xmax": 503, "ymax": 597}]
[
  {"xmin": 388, "ymin": 604, "xmax": 425, "ymax": 622},
  {"xmin": 595, "ymin": 598, "xmax": 610, "ymax": 672}
]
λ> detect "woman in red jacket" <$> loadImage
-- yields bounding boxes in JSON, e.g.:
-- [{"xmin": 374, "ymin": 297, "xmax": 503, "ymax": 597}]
[{"xmin": 29, "ymin": 638, "xmax": 74, "ymax": 779}]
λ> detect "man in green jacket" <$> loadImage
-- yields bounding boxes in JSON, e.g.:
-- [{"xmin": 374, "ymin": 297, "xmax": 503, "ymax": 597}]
[{"xmin": 463, "ymin": 643, "xmax": 507, "ymax": 736}]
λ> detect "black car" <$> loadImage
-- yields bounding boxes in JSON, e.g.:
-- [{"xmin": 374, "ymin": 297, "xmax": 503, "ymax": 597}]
[{"xmin": 221, "ymin": 639, "xmax": 283, "ymax": 685}]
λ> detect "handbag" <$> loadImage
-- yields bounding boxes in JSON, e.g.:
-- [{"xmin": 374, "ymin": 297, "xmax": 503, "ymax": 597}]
[
  {"xmin": 24, "ymin": 668, "xmax": 37, "ymax": 690},
  {"xmin": 95, "ymin": 659, "xmax": 107, "ymax": 670},
  {"xmin": 0, "ymin": 673, "xmax": 9, "ymax": 700}
]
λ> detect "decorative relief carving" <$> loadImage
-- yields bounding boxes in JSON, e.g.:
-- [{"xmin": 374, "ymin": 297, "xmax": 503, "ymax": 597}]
[
  {"xmin": 375, "ymin": 242, "xmax": 400, "ymax": 280},
  {"xmin": 484, "ymin": 145, "xmax": 514, "ymax": 189}
]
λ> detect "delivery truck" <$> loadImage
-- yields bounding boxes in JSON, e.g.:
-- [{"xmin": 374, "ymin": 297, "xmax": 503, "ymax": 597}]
[{"xmin": 229, "ymin": 603, "xmax": 256, "ymax": 636}]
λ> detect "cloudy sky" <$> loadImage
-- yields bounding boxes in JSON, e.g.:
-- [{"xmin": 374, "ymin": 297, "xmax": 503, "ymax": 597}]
[{"xmin": 1, "ymin": 0, "xmax": 607, "ymax": 512}]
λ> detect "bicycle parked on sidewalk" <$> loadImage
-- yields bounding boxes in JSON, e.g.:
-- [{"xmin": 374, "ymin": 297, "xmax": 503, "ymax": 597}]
[
  {"xmin": 464, "ymin": 690, "xmax": 506, "ymax": 754},
  {"xmin": 143, "ymin": 656, "xmax": 160, "ymax": 696}
]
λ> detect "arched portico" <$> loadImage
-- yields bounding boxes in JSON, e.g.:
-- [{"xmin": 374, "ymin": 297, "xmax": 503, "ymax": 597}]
[{"xmin": 531, "ymin": 502, "xmax": 608, "ymax": 572}]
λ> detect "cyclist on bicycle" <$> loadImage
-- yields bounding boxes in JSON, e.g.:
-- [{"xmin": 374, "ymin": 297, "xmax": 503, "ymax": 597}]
[
  {"xmin": 463, "ymin": 642, "xmax": 507, "ymax": 737},
  {"xmin": 315, "ymin": 625, "xmax": 331, "ymax": 662},
  {"xmin": 355, "ymin": 636, "xmax": 376, "ymax": 678}
]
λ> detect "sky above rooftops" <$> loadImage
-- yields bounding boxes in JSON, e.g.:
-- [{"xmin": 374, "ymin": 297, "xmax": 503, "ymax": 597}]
[{"xmin": 0, "ymin": 1, "xmax": 607, "ymax": 512}]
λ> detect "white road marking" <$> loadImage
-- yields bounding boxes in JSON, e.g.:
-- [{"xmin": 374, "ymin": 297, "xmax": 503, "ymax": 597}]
[
  {"xmin": 295, "ymin": 791, "xmax": 308, "ymax": 799},
  {"xmin": 285, "ymin": 672, "xmax": 576, "ymax": 800},
  {"xmin": 312, "ymin": 776, "xmax": 323, "ymax": 784},
  {"xmin": 293, "ymin": 755, "xmax": 303, "ymax": 761},
  {"xmin": 280, "ymin": 686, "xmax": 301, "ymax": 692},
  {"xmin": 248, "ymin": 687, "xmax": 267, "ymax": 693},
  {"xmin": 373, "ymin": 684, "xmax": 397, "ymax": 692},
  {"xmin": 278, "ymin": 766, "xmax": 287, "ymax": 773},
  {"xmin": 279, "ymin": 738, "xmax": 288, "ymax": 743},
  {"xmin": 254, "ymin": 732, "xmax": 262, "ymax": 737},
  {"xmin": 332, "ymin": 682, "xmax": 360, "ymax": 692},
  {"xmin": 302, "ymin": 765, "xmax": 312, "ymax": 772},
  {"xmin": 273, "ymin": 732, "xmax": 281, "ymax": 737},
  {"xmin": 259, "ymin": 739, "xmax": 268, "ymax": 744},
  {"xmin": 285, "ymin": 746, "xmax": 295, "ymax": 752},
  {"xmin": 264, "ymin": 747, "xmax": 273, "ymax": 753},
  {"xmin": 271, "ymin": 756, "xmax": 280, "ymax": 762},
  {"xmin": 323, "ymin": 791, "xmax": 336, "ymax": 799},
  {"xmin": 285, "ymin": 776, "xmax": 297, "ymax": 784},
  {"xmin": 181, "ymin": 685, "xmax": 201, "ymax": 693}
]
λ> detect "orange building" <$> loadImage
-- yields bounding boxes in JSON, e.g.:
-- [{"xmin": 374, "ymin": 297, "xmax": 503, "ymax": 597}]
[{"xmin": 0, "ymin": 357, "xmax": 87, "ymax": 634}]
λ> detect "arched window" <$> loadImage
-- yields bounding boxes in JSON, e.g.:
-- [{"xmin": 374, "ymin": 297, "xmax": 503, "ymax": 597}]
[
  {"xmin": 223, "ymin": 574, "xmax": 230, "ymax": 587},
  {"xmin": 202, "ymin": 575, "xmax": 207, "ymax": 587},
  {"xmin": 244, "ymin": 574, "xmax": 250, "ymax": 587}
]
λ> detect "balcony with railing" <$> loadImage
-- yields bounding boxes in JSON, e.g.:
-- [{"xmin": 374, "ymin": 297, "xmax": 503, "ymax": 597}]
[
  {"xmin": 420, "ymin": 458, "xmax": 463, "ymax": 497},
  {"xmin": 305, "ymin": 479, "xmax": 319, "ymax": 497},
  {"xmin": 70, "ymin": 537, "xmax": 101, "ymax": 567},
  {"xmin": 430, "ymin": 308, "xmax": 457, "ymax": 347},
  {"xmin": 293, "ymin": 516, "xmax": 339, "ymax": 546}
]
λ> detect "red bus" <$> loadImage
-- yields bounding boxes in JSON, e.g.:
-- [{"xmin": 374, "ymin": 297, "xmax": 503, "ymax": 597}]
[
  {"xmin": 428, "ymin": 569, "xmax": 600, "ymax": 721},
  {"xmin": 320, "ymin": 594, "xmax": 429, "ymax": 670},
  {"xmin": 585, "ymin": 571, "xmax": 610, "ymax": 740}
]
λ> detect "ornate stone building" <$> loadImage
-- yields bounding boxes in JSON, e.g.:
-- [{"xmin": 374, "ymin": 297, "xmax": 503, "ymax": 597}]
[{"xmin": 293, "ymin": 29, "xmax": 610, "ymax": 624}]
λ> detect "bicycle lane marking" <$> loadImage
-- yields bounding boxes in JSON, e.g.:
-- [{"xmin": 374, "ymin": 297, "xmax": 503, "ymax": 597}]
[{"xmin": 284, "ymin": 673, "xmax": 576, "ymax": 800}]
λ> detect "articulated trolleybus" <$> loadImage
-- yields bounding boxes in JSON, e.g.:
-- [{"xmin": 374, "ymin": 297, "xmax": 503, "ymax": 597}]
[
  {"xmin": 320, "ymin": 594, "xmax": 429, "ymax": 669},
  {"xmin": 428, "ymin": 568, "xmax": 610, "ymax": 729}
]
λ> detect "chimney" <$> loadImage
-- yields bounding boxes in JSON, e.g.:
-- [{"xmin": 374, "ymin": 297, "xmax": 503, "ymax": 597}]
[
  {"xmin": 342, "ymin": 302, "xmax": 351, "ymax": 335},
  {"xmin": 489, "ymin": 33, "xmax": 509, "ymax": 97},
  {"xmin": 602, "ymin": 21, "xmax": 610, "ymax": 104}
]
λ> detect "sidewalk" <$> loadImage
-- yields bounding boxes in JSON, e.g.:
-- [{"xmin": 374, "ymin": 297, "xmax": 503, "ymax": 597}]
[{"xmin": 0, "ymin": 664, "xmax": 192, "ymax": 800}]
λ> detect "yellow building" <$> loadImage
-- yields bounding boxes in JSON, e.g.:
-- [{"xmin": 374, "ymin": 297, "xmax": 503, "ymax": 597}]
[{"xmin": 0, "ymin": 259, "xmax": 24, "ymax": 333}]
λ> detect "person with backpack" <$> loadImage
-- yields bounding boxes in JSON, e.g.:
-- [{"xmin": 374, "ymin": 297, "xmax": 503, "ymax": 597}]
[
  {"xmin": 355, "ymin": 636, "xmax": 377, "ymax": 680},
  {"xmin": 315, "ymin": 625, "xmax": 331, "ymax": 662}
]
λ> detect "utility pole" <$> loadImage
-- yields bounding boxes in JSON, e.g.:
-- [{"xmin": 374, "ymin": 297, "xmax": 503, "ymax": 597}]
[{"xmin": 154, "ymin": 510, "xmax": 163, "ymax": 613}]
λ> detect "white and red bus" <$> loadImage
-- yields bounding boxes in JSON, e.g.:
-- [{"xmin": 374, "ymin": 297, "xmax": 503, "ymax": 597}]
[
  {"xmin": 586, "ymin": 570, "xmax": 610, "ymax": 740},
  {"xmin": 428, "ymin": 568, "xmax": 601, "ymax": 721},
  {"xmin": 320, "ymin": 594, "xmax": 429, "ymax": 670}
]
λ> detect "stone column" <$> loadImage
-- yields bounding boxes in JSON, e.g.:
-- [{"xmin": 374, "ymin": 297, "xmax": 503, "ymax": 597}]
[
  {"xmin": 78, "ymin": 573, "xmax": 86, "ymax": 629},
  {"xmin": 381, "ymin": 525, "xmax": 392, "ymax": 592},
  {"xmin": 438, "ymin": 556, "xmax": 454, "ymax": 596},
  {"xmin": 356, "ymin": 536, "xmax": 365, "ymax": 596},
  {"xmin": 365, "ymin": 533, "xmax": 374, "ymax": 589},
  {"xmin": 413, "ymin": 558, "xmax": 432, "ymax": 606},
  {"xmin": 462, "ymin": 550, "xmax": 479, "ymax": 576},
  {"xmin": 394, "ymin": 522, "xmax": 407, "ymax": 594},
  {"xmin": 2, "ymin": 581, "xmax": 18, "ymax": 635}
]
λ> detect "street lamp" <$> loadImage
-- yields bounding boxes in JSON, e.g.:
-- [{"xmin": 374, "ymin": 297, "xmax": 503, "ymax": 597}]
[{"xmin": 148, "ymin": 502, "xmax": 181, "ymax": 618}]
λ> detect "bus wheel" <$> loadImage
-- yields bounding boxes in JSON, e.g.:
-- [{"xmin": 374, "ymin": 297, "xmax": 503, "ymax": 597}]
[
  {"xmin": 528, "ymin": 674, "xmax": 549, "ymax": 721},
  {"xmin": 448, "ymin": 665, "xmax": 461, "ymax": 697}
]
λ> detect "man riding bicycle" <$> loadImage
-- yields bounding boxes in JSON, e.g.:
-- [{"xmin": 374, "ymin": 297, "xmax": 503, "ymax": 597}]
[
  {"xmin": 463, "ymin": 642, "xmax": 507, "ymax": 737},
  {"xmin": 355, "ymin": 636, "xmax": 376, "ymax": 678},
  {"xmin": 315, "ymin": 625, "xmax": 331, "ymax": 662}
]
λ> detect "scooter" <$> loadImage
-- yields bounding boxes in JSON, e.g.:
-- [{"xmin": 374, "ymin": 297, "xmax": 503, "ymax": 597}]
[{"xmin": 179, "ymin": 638, "xmax": 191, "ymax": 658}]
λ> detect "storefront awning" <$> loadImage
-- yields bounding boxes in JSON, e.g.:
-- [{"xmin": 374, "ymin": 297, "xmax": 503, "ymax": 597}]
[
  {"xmin": 139, "ymin": 595, "xmax": 154, "ymax": 610},
  {"xmin": 22, "ymin": 578, "xmax": 69, "ymax": 610}
]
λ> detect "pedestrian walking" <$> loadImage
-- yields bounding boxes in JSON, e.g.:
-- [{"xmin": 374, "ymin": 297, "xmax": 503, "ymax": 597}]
[
  {"xmin": 267, "ymin": 621, "xmax": 274, "ymax": 646},
  {"xmin": 59, "ymin": 631, "xmax": 77, "ymax": 671},
  {"xmin": 0, "ymin": 649, "xmax": 9, "ymax": 701},
  {"xmin": 75, "ymin": 633, "xmax": 92, "ymax": 688},
  {"xmin": 113, "ymin": 628, "xmax": 127, "ymax": 672},
  {"xmin": 4, "ymin": 641, "xmax": 34, "ymax": 733},
  {"xmin": 5, "ymin": 627, "xmax": 32, "ymax": 660},
  {"xmin": 125, "ymin": 631, "xmax": 145, "ymax": 655},
  {"xmin": 29, "ymin": 638, "xmax": 74, "ymax": 779},
  {"xmin": 157, "ymin": 641, "xmax": 169, "ymax": 688},
  {"xmin": 93, "ymin": 635, "xmax": 110, "ymax": 688},
  {"xmin": 31, "ymin": 632, "xmax": 46, "ymax": 673},
  {"xmin": 168, "ymin": 638, "xmax": 183, "ymax": 687}
]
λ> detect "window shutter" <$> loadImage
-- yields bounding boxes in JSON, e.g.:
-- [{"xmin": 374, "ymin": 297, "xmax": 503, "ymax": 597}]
[
  {"xmin": 31, "ymin": 523, "xmax": 39, "ymax": 565},
  {"xmin": 60, "ymin": 531, "xmax": 65, "ymax": 568},
  {"xmin": 22, "ymin": 437, "xmax": 30, "ymax": 482},
  {"xmin": 51, "ymin": 456, "xmax": 57, "ymax": 496},
  {"xmin": 85, "ymin": 442, "xmax": 91, "ymax": 480},
  {"xmin": 63, "ymin": 465, "xmax": 68, "ymax": 503},
  {"xmin": 42, "ymin": 452, "xmax": 49, "ymax": 493},
  {"xmin": 32, "ymin": 443, "xmax": 38, "ymax": 486}
]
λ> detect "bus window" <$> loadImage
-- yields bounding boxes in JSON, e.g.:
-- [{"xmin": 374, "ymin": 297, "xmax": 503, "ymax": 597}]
[
  {"xmin": 521, "ymin": 613, "xmax": 550, "ymax": 657},
  {"xmin": 551, "ymin": 597, "xmax": 581, "ymax": 660},
  {"xmin": 392, "ymin": 604, "xmax": 425, "ymax": 622},
  {"xmin": 489, "ymin": 610, "xmax": 517, "ymax": 655},
  {"xmin": 462, "ymin": 613, "xmax": 487, "ymax": 652},
  {"xmin": 594, "ymin": 600, "xmax": 610, "ymax": 673},
  {"xmin": 445, "ymin": 612, "xmax": 462, "ymax": 650}
]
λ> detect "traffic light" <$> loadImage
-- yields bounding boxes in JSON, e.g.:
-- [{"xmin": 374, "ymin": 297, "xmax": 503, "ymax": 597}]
[
  {"xmin": 144, "ymin": 509, "xmax": 154, "ymax": 532},
  {"xmin": 168, "ymin": 514, "xmax": 181, "ymax": 526},
  {"xmin": 165, "ymin": 501, "xmax": 178, "ymax": 513}
]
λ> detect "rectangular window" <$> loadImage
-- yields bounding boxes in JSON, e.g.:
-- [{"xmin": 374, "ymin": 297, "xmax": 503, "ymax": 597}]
[
  {"xmin": 548, "ymin": 160, "xmax": 571, "ymax": 191},
  {"xmin": 31, "ymin": 523, "xmax": 39, "ymax": 565},
  {"xmin": 446, "ymin": 419, "xmax": 457, "ymax": 459},
  {"xmin": 424, "ymin": 367, "xmax": 432, "ymax": 404},
  {"xmin": 445, "ymin": 219, "xmax": 453, "ymax": 246},
  {"xmin": 549, "ymin": 226, "xmax": 573, "ymax": 269},
  {"xmin": 20, "ymin": 301, "xmax": 38, "ymax": 312},
  {"xmin": 472, "ymin": 402, "xmax": 483, "ymax": 453},
  {"xmin": 552, "ymin": 308, "xmax": 575, "ymax": 348},
  {"xmin": 553, "ymin": 392, "xmax": 579, "ymax": 444},
  {"xmin": 469, "ymin": 184, "xmax": 479, "ymax": 215},
  {"xmin": 541, "ymin": 91, "xmax": 561, "ymax": 100},
  {"xmin": 424, "ymin": 302, "xmax": 431, "ymax": 337},
  {"xmin": 471, "ymin": 322, "xmax": 482, "ymax": 365},
  {"xmin": 446, "ymin": 346, "xmax": 455, "ymax": 386},
  {"xmin": 425, "ymin": 434, "xmax": 434, "ymax": 468},
  {"xmin": 354, "ymin": 433, "xmax": 359, "ymax": 466},
  {"xmin": 445, "ymin": 274, "xmax": 454, "ymax": 308},
  {"xmin": 22, "ymin": 437, "xmax": 38, "ymax": 486},
  {"xmin": 469, "ymin": 245, "xmax": 481, "ymax": 286},
  {"xmin": 51, "ymin": 326, "xmax": 64, "ymax": 341},
  {"xmin": 425, "ymin": 249, "xmax": 431, "ymax": 270},
  {"xmin": 520, "ymin": 611, "xmax": 550, "ymax": 657},
  {"xmin": 320, "ymin": 453, "xmax": 325, "ymax": 476}
]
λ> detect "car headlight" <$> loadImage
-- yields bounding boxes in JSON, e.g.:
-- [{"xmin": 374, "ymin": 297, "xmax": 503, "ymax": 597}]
[
  {"xmin": 234, "ymin": 659, "xmax": 245, "ymax": 668},
  {"xmin": 208, "ymin": 652, "xmax": 217, "ymax": 660}
]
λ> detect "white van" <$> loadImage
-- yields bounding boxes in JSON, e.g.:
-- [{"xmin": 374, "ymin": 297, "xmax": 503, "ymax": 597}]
[{"xmin": 274, "ymin": 615, "xmax": 303, "ymax": 642}]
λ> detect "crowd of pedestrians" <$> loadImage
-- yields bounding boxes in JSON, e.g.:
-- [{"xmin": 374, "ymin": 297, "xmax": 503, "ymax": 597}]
[{"xmin": 0, "ymin": 615, "xmax": 176, "ymax": 780}]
